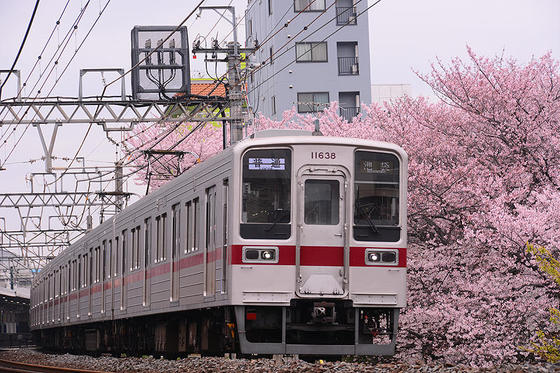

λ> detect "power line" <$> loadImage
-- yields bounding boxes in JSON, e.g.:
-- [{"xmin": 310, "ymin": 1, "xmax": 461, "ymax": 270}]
[
  {"xmin": 0, "ymin": 0, "xmax": 92, "ymax": 147},
  {"xmin": 247, "ymin": 0, "xmax": 381, "ymax": 96},
  {"xmin": 0, "ymin": 0, "xmax": 109, "ymax": 169},
  {"xmin": 97, "ymin": 0, "xmax": 207, "ymax": 102},
  {"xmin": 197, "ymin": 0, "xmax": 326, "ymax": 101},
  {"xmin": 0, "ymin": 0, "xmax": 41, "ymax": 99},
  {"xmin": 249, "ymin": 0, "xmax": 340, "ymax": 78},
  {"xmin": 56, "ymin": 0, "xmax": 208, "ymax": 191},
  {"xmin": 109, "ymin": 1, "xmax": 324, "ymax": 187}
]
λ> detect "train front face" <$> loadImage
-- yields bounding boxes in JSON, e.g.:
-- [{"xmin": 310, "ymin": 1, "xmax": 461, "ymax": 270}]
[{"xmin": 230, "ymin": 136, "xmax": 407, "ymax": 356}]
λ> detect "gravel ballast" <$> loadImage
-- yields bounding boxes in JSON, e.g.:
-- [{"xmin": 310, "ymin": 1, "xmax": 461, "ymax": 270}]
[{"xmin": 1, "ymin": 348, "xmax": 559, "ymax": 372}]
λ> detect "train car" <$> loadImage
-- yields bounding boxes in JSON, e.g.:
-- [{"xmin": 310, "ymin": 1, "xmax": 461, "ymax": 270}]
[{"xmin": 30, "ymin": 130, "xmax": 407, "ymax": 356}]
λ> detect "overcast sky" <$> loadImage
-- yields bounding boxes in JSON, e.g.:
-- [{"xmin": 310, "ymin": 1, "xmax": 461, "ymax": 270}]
[{"xmin": 0, "ymin": 0, "xmax": 558, "ymax": 230}]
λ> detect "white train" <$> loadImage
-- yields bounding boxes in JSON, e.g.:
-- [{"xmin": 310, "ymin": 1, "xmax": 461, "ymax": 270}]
[{"xmin": 30, "ymin": 130, "xmax": 408, "ymax": 356}]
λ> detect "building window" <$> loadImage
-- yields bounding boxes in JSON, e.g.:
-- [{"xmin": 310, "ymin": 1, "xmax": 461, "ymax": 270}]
[
  {"xmin": 336, "ymin": 0, "xmax": 357, "ymax": 25},
  {"xmin": 294, "ymin": 0, "xmax": 326, "ymax": 11},
  {"xmin": 296, "ymin": 42, "xmax": 327, "ymax": 62},
  {"xmin": 269, "ymin": 46, "xmax": 274, "ymax": 65},
  {"xmin": 271, "ymin": 96, "xmax": 276, "ymax": 115},
  {"xmin": 339, "ymin": 91, "xmax": 360, "ymax": 121},
  {"xmin": 297, "ymin": 92, "xmax": 329, "ymax": 113},
  {"xmin": 337, "ymin": 42, "xmax": 359, "ymax": 75},
  {"xmin": 268, "ymin": 0, "xmax": 273, "ymax": 15}
]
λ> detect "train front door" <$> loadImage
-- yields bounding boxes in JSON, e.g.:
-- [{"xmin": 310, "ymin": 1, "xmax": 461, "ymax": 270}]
[{"xmin": 296, "ymin": 166, "xmax": 348, "ymax": 298}]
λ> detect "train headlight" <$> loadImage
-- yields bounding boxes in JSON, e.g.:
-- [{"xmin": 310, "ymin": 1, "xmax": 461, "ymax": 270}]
[
  {"xmin": 365, "ymin": 249, "xmax": 398, "ymax": 266},
  {"xmin": 367, "ymin": 252, "xmax": 380, "ymax": 262},
  {"xmin": 261, "ymin": 250, "xmax": 275, "ymax": 260},
  {"xmin": 243, "ymin": 246, "xmax": 279, "ymax": 263}
]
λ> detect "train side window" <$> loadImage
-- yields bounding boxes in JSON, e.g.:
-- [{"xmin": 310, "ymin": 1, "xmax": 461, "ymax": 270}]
[
  {"xmin": 58, "ymin": 268, "xmax": 62, "ymax": 298},
  {"xmin": 89, "ymin": 249, "xmax": 93, "ymax": 286},
  {"xmin": 156, "ymin": 214, "xmax": 167, "ymax": 262},
  {"xmin": 135, "ymin": 226, "xmax": 141, "ymax": 269},
  {"xmin": 162, "ymin": 214, "xmax": 167, "ymax": 260},
  {"xmin": 73, "ymin": 260, "xmax": 78, "ymax": 291},
  {"xmin": 172, "ymin": 204, "xmax": 180, "ymax": 258},
  {"xmin": 103, "ymin": 240, "xmax": 107, "ymax": 280},
  {"xmin": 108, "ymin": 240, "xmax": 113, "ymax": 279},
  {"xmin": 193, "ymin": 198, "xmax": 199, "ymax": 252},
  {"xmin": 144, "ymin": 218, "xmax": 151, "ymax": 267},
  {"xmin": 155, "ymin": 213, "xmax": 168, "ymax": 262},
  {"xmin": 53, "ymin": 271, "xmax": 57, "ymax": 300},
  {"xmin": 241, "ymin": 148, "xmax": 292, "ymax": 239},
  {"xmin": 185, "ymin": 201, "xmax": 191, "ymax": 253},
  {"xmin": 78, "ymin": 255, "xmax": 82, "ymax": 289},
  {"xmin": 122, "ymin": 230, "xmax": 127, "ymax": 275},
  {"xmin": 67, "ymin": 262, "xmax": 71, "ymax": 293},
  {"xmin": 114, "ymin": 236, "xmax": 119, "ymax": 276},
  {"xmin": 131, "ymin": 227, "xmax": 136, "ymax": 271},
  {"xmin": 83, "ymin": 254, "xmax": 88, "ymax": 287},
  {"xmin": 132, "ymin": 226, "xmax": 140, "ymax": 269},
  {"xmin": 353, "ymin": 151, "xmax": 401, "ymax": 242},
  {"xmin": 222, "ymin": 178, "xmax": 229, "ymax": 294},
  {"xmin": 156, "ymin": 216, "xmax": 161, "ymax": 262},
  {"xmin": 96, "ymin": 247, "xmax": 101, "ymax": 283}
]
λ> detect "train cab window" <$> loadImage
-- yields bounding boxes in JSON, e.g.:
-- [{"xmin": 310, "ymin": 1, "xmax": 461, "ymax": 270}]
[
  {"xmin": 354, "ymin": 151, "xmax": 400, "ymax": 242},
  {"xmin": 241, "ymin": 148, "xmax": 292, "ymax": 239},
  {"xmin": 304, "ymin": 179, "xmax": 340, "ymax": 225}
]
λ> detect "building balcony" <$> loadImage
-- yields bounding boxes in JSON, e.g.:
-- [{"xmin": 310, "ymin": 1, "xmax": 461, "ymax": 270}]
[
  {"xmin": 340, "ymin": 106, "xmax": 360, "ymax": 122},
  {"xmin": 338, "ymin": 57, "xmax": 359, "ymax": 76},
  {"xmin": 336, "ymin": 6, "xmax": 357, "ymax": 25}
]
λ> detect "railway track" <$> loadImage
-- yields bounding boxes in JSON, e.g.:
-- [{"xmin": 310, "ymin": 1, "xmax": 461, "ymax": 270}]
[{"xmin": 0, "ymin": 358, "xmax": 111, "ymax": 373}]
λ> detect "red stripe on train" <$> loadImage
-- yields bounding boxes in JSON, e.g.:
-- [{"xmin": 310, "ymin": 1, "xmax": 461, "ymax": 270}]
[{"xmin": 230, "ymin": 245, "xmax": 406, "ymax": 267}]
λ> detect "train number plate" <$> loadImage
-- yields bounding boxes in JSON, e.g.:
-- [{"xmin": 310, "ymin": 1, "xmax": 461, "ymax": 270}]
[{"xmin": 310, "ymin": 151, "xmax": 336, "ymax": 160}]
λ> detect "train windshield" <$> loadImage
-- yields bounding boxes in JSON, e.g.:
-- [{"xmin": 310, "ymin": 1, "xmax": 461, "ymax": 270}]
[
  {"xmin": 241, "ymin": 148, "xmax": 291, "ymax": 239},
  {"xmin": 354, "ymin": 151, "xmax": 400, "ymax": 242}
]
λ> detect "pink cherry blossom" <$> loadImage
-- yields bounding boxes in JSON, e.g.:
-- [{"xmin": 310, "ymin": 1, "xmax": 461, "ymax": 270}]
[{"xmin": 125, "ymin": 49, "xmax": 560, "ymax": 366}]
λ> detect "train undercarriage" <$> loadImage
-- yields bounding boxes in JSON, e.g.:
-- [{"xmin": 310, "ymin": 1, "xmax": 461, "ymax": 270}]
[{"xmin": 34, "ymin": 302, "xmax": 399, "ymax": 357}]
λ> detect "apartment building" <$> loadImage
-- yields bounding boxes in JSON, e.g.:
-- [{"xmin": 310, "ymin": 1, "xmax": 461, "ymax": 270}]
[{"xmin": 245, "ymin": 0, "xmax": 372, "ymax": 121}]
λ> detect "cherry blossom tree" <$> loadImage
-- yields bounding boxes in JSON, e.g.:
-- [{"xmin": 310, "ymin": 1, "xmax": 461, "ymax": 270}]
[{"xmin": 125, "ymin": 49, "xmax": 560, "ymax": 366}]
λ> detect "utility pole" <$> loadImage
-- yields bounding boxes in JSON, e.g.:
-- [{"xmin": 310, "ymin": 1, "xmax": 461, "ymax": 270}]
[
  {"xmin": 227, "ymin": 42, "xmax": 244, "ymax": 144},
  {"xmin": 115, "ymin": 161, "xmax": 124, "ymax": 213},
  {"xmin": 194, "ymin": 6, "xmax": 255, "ymax": 146}
]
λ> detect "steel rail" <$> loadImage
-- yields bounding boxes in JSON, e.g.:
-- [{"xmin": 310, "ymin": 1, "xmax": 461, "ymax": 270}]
[{"xmin": 0, "ymin": 358, "xmax": 110, "ymax": 373}]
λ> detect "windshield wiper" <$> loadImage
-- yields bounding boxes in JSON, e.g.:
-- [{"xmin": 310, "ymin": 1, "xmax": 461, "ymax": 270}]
[
  {"xmin": 356, "ymin": 187, "xmax": 378, "ymax": 234},
  {"xmin": 265, "ymin": 209, "xmax": 289, "ymax": 232}
]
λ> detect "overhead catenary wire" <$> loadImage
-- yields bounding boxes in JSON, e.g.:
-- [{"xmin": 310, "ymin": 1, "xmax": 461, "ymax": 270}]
[
  {"xmin": 247, "ymin": 0, "xmax": 341, "ymax": 78},
  {"xmin": 191, "ymin": 0, "xmax": 325, "ymax": 104},
  {"xmin": 0, "ymin": 0, "xmax": 41, "ymax": 99},
  {"xmin": 0, "ymin": 0, "xmax": 110, "ymax": 169},
  {"xmin": 65, "ymin": 0, "xmax": 209, "ymax": 187},
  {"xmin": 246, "ymin": 0, "xmax": 382, "ymax": 97},
  {"xmin": 54, "ymin": 0, "xmax": 210, "ymax": 228},
  {"xmin": 96, "ymin": 0, "xmax": 207, "ymax": 103},
  {"xmin": 105, "ymin": 0, "xmax": 324, "ymax": 185},
  {"xmin": 0, "ymin": 0, "xmax": 93, "ymax": 147}
]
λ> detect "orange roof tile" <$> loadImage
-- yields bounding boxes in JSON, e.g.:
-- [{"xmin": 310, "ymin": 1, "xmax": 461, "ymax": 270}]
[{"xmin": 190, "ymin": 82, "xmax": 226, "ymax": 97}]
